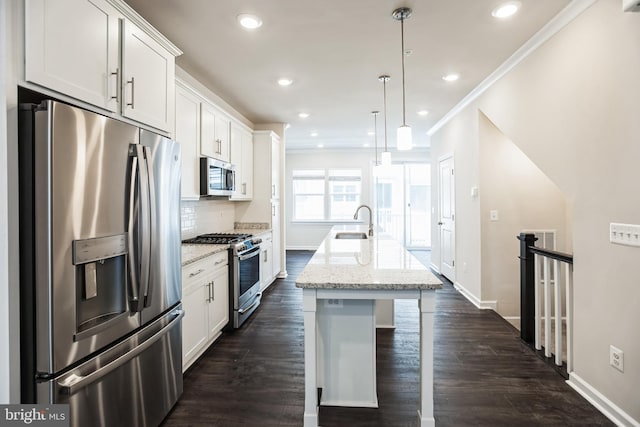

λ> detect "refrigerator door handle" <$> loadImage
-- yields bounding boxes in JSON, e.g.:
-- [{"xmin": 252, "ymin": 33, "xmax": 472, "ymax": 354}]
[
  {"xmin": 58, "ymin": 309, "xmax": 184, "ymax": 395},
  {"xmin": 142, "ymin": 146, "xmax": 156, "ymax": 308},
  {"xmin": 136, "ymin": 145, "xmax": 152, "ymax": 313},
  {"xmin": 128, "ymin": 153, "xmax": 141, "ymax": 310}
]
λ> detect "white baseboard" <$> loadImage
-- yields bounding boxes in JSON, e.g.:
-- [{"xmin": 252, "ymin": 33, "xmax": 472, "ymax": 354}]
[
  {"xmin": 567, "ymin": 372, "xmax": 640, "ymax": 427},
  {"xmin": 453, "ymin": 282, "xmax": 497, "ymax": 310},
  {"xmin": 429, "ymin": 262, "xmax": 440, "ymax": 273},
  {"xmin": 286, "ymin": 245, "xmax": 317, "ymax": 251}
]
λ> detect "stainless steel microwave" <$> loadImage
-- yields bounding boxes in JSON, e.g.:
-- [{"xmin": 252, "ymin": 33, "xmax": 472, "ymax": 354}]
[{"xmin": 200, "ymin": 157, "xmax": 235, "ymax": 196}]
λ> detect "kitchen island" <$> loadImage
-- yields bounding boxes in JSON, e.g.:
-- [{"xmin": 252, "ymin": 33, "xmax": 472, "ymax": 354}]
[{"xmin": 296, "ymin": 225, "xmax": 442, "ymax": 427}]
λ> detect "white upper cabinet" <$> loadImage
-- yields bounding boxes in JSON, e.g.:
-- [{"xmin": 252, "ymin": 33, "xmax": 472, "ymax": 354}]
[
  {"xmin": 230, "ymin": 122, "xmax": 253, "ymax": 201},
  {"xmin": 175, "ymin": 81, "xmax": 201, "ymax": 200},
  {"xmin": 121, "ymin": 19, "xmax": 175, "ymax": 131},
  {"xmin": 201, "ymin": 103, "xmax": 230, "ymax": 162},
  {"xmin": 24, "ymin": 0, "xmax": 181, "ymax": 132},
  {"xmin": 25, "ymin": 0, "xmax": 120, "ymax": 112}
]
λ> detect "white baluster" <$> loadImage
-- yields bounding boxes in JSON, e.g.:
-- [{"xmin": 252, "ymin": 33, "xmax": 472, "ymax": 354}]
[
  {"xmin": 554, "ymin": 260, "xmax": 562, "ymax": 366},
  {"xmin": 534, "ymin": 254, "xmax": 541, "ymax": 350},
  {"xmin": 544, "ymin": 257, "xmax": 551, "ymax": 358}
]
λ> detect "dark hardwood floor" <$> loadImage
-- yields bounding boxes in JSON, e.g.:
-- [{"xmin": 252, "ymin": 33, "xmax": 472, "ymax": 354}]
[{"xmin": 162, "ymin": 250, "xmax": 612, "ymax": 426}]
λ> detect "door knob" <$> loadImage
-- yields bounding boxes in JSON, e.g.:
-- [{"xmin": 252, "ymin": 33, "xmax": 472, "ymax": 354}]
[{"xmin": 438, "ymin": 221, "xmax": 443, "ymax": 225}]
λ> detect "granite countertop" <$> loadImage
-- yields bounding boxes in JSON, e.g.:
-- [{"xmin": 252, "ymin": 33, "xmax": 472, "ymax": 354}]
[
  {"xmin": 295, "ymin": 225, "xmax": 443, "ymax": 290},
  {"xmin": 181, "ymin": 243, "xmax": 228, "ymax": 266}
]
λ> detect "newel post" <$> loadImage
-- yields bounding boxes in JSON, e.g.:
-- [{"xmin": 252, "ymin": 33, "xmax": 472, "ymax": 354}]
[{"xmin": 517, "ymin": 233, "xmax": 537, "ymax": 344}]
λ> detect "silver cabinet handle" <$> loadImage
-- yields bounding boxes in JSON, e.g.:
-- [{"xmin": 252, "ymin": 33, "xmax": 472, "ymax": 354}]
[
  {"xmin": 211, "ymin": 281, "xmax": 215, "ymax": 301},
  {"xmin": 242, "ymin": 183, "xmax": 247, "ymax": 195},
  {"xmin": 271, "ymin": 184, "xmax": 275, "ymax": 196},
  {"xmin": 189, "ymin": 268, "xmax": 205, "ymax": 278},
  {"xmin": 272, "ymin": 205, "xmax": 276, "ymax": 217},
  {"xmin": 264, "ymin": 250, "xmax": 268, "ymax": 262},
  {"xmin": 110, "ymin": 68, "xmax": 119, "ymax": 102},
  {"xmin": 126, "ymin": 76, "xmax": 135, "ymax": 108}
]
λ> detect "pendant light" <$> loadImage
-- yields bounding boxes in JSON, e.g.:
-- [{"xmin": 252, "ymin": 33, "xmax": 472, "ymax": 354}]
[
  {"xmin": 393, "ymin": 7, "xmax": 412, "ymax": 151},
  {"xmin": 378, "ymin": 75, "xmax": 392, "ymax": 166}
]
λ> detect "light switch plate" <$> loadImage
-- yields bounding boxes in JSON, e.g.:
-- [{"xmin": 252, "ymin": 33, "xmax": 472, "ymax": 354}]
[
  {"xmin": 610, "ymin": 223, "xmax": 640, "ymax": 247},
  {"xmin": 490, "ymin": 210, "xmax": 499, "ymax": 221}
]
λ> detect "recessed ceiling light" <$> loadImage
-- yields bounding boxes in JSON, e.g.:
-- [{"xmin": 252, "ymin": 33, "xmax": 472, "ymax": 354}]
[
  {"xmin": 363, "ymin": 143, "xmax": 370, "ymax": 147},
  {"xmin": 491, "ymin": 1, "xmax": 521, "ymax": 19},
  {"xmin": 418, "ymin": 110, "xmax": 429, "ymax": 116},
  {"xmin": 442, "ymin": 73, "xmax": 459, "ymax": 82},
  {"xmin": 298, "ymin": 112, "xmax": 309, "ymax": 119},
  {"xmin": 237, "ymin": 14, "xmax": 263, "ymax": 29},
  {"xmin": 317, "ymin": 144, "xmax": 324, "ymax": 148},
  {"xmin": 278, "ymin": 78, "xmax": 293, "ymax": 86},
  {"xmin": 310, "ymin": 132, "xmax": 318, "ymax": 137},
  {"xmin": 367, "ymin": 131, "xmax": 375, "ymax": 136}
]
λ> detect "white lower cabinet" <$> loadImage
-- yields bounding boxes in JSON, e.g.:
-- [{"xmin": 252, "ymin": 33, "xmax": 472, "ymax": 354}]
[
  {"xmin": 181, "ymin": 251, "xmax": 229, "ymax": 371},
  {"xmin": 260, "ymin": 233, "xmax": 274, "ymax": 292}
]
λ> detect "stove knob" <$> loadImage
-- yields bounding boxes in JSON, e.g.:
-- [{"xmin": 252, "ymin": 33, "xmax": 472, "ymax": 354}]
[
  {"xmin": 237, "ymin": 244, "xmax": 246, "ymax": 252},
  {"xmin": 253, "ymin": 238, "xmax": 262, "ymax": 245}
]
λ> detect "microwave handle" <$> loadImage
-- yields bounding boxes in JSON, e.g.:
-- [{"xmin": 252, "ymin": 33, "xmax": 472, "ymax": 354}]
[{"xmin": 227, "ymin": 169, "xmax": 235, "ymax": 191}]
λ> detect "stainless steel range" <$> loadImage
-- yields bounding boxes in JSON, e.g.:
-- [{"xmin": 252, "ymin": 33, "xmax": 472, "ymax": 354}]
[{"xmin": 183, "ymin": 233, "xmax": 262, "ymax": 328}]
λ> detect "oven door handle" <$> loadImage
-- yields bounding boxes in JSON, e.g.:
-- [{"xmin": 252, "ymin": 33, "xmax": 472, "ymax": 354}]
[
  {"xmin": 238, "ymin": 246, "xmax": 261, "ymax": 261},
  {"xmin": 238, "ymin": 293, "xmax": 262, "ymax": 314}
]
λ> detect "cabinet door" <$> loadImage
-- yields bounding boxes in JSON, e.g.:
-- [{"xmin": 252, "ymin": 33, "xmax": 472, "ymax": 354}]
[
  {"xmin": 215, "ymin": 114, "xmax": 230, "ymax": 163},
  {"xmin": 175, "ymin": 84, "xmax": 201, "ymax": 200},
  {"xmin": 200, "ymin": 103, "xmax": 216, "ymax": 158},
  {"xmin": 207, "ymin": 267, "xmax": 229, "ymax": 337},
  {"xmin": 242, "ymin": 129, "xmax": 254, "ymax": 198},
  {"xmin": 182, "ymin": 280, "xmax": 209, "ymax": 370},
  {"xmin": 271, "ymin": 204, "xmax": 282, "ymax": 279},
  {"xmin": 230, "ymin": 124, "xmax": 253, "ymax": 200},
  {"xmin": 121, "ymin": 19, "xmax": 174, "ymax": 131},
  {"xmin": 25, "ymin": 0, "xmax": 120, "ymax": 112},
  {"xmin": 260, "ymin": 237, "xmax": 274, "ymax": 290},
  {"xmin": 271, "ymin": 137, "xmax": 280, "ymax": 200}
]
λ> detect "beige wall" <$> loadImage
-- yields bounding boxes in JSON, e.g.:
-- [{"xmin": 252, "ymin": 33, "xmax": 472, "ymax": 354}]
[
  {"xmin": 431, "ymin": 0, "xmax": 640, "ymax": 421},
  {"xmin": 479, "ymin": 112, "xmax": 569, "ymax": 318}
]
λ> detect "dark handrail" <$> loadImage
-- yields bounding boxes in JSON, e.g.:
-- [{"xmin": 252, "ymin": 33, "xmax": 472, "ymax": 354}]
[{"xmin": 528, "ymin": 246, "xmax": 573, "ymax": 265}]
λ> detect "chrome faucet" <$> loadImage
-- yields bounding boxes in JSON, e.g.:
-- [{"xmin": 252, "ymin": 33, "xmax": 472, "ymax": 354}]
[{"xmin": 353, "ymin": 204, "xmax": 374, "ymax": 236}]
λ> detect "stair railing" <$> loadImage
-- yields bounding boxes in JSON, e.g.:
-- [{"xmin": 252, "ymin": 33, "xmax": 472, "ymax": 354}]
[{"xmin": 518, "ymin": 233, "xmax": 574, "ymax": 375}]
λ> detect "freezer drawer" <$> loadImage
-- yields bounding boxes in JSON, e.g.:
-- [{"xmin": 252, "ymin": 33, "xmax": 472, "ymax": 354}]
[{"xmin": 37, "ymin": 306, "xmax": 184, "ymax": 427}]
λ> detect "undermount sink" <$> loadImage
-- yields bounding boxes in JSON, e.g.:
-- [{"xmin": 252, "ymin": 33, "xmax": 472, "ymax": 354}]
[{"xmin": 334, "ymin": 232, "xmax": 368, "ymax": 240}]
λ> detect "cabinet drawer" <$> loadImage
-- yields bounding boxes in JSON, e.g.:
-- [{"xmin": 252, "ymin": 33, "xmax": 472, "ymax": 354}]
[{"xmin": 182, "ymin": 251, "xmax": 228, "ymax": 290}]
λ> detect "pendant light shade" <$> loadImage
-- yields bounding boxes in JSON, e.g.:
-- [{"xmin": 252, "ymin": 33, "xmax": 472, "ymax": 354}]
[
  {"xmin": 380, "ymin": 151, "xmax": 392, "ymax": 167},
  {"xmin": 378, "ymin": 75, "xmax": 392, "ymax": 166},
  {"xmin": 397, "ymin": 125, "xmax": 412, "ymax": 150},
  {"xmin": 393, "ymin": 7, "xmax": 412, "ymax": 151}
]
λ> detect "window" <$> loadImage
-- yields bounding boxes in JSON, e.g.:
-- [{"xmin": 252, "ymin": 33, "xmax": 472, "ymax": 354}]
[{"xmin": 292, "ymin": 169, "xmax": 361, "ymax": 221}]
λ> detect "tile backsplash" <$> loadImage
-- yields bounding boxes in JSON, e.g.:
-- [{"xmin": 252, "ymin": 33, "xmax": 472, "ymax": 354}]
[{"xmin": 181, "ymin": 199, "xmax": 236, "ymax": 239}]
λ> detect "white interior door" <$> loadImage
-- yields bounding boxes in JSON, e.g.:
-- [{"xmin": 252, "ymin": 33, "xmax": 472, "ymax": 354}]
[{"xmin": 438, "ymin": 155, "xmax": 455, "ymax": 281}]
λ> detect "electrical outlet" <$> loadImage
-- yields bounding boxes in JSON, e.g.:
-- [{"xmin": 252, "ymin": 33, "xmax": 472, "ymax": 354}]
[
  {"xmin": 490, "ymin": 210, "xmax": 499, "ymax": 221},
  {"xmin": 610, "ymin": 345, "xmax": 624, "ymax": 372},
  {"xmin": 325, "ymin": 299, "xmax": 343, "ymax": 308}
]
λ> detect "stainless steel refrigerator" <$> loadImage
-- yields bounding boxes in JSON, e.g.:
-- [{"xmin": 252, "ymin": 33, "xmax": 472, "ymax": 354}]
[{"xmin": 19, "ymin": 100, "xmax": 183, "ymax": 427}]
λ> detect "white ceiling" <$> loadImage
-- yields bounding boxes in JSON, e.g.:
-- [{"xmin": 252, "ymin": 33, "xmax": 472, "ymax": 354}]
[{"xmin": 124, "ymin": 0, "xmax": 570, "ymax": 150}]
